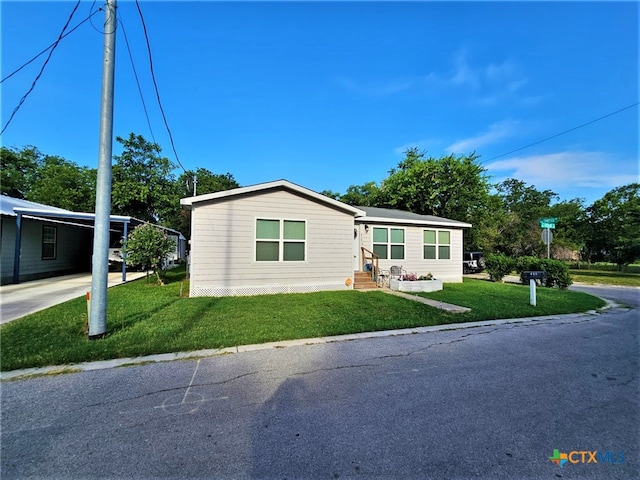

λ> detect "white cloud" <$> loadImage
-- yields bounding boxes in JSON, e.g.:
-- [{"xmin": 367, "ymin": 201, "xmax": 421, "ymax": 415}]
[
  {"xmin": 446, "ymin": 120, "xmax": 520, "ymax": 153},
  {"xmin": 485, "ymin": 151, "xmax": 639, "ymax": 189}
]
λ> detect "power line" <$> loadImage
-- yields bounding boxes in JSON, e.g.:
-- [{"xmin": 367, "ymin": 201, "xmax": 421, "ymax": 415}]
[
  {"xmin": 1, "ymin": 0, "xmax": 83, "ymax": 136},
  {"xmin": 134, "ymin": 0, "xmax": 186, "ymax": 174},
  {"xmin": 118, "ymin": 17, "xmax": 157, "ymax": 145},
  {"xmin": 1, "ymin": 8, "xmax": 101, "ymax": 84},
  {"xmin": 485, "ymin": 102, "xmax": 640, "ymax": 162}
]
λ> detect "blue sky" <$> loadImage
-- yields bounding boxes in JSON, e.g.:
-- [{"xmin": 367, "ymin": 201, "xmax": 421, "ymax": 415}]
[{"xmin": 2, "ymin": 1, "xmax": 638, "ymax": 206}]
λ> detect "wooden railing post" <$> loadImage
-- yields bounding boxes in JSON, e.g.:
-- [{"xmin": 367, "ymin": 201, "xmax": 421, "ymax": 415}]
[{"xmin": 360, "ymin": 246, "xmax": 380, "ymax": 285}]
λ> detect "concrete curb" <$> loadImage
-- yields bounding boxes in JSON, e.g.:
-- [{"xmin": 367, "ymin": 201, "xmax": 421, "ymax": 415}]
[{"xmin": 1, "ymin": 306, "xmax": 615, "ymax": 381}]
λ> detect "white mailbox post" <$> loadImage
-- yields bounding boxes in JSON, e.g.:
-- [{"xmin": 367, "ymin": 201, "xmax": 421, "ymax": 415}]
[{"xmin": 522, "ymin": 271, "xmax": 547, "ymax": 306}]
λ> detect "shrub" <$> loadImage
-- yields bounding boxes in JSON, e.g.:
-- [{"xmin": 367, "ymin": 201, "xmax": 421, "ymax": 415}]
[
  {"xmin": 516, "ymin": 256, "xmax": 573, "ymax": 290},
  {"xmin": 485, "ymin": 253, "xmax": 516, "ymax": 282}
]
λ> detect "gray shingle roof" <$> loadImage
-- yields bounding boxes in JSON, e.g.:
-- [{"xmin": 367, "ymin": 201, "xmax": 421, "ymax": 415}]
[{"xmin": 356, "ymin": 206, "xmax": 471, "ymax": 227}]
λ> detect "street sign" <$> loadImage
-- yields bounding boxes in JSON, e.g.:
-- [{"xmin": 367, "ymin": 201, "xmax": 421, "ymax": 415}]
[
  {"xmin": 542, "ymin": 229, "xmax": 553, "ymax": 245},
  {"xmin": 539, "ymin": 217, "xmax": 557, "ymax": 229}
]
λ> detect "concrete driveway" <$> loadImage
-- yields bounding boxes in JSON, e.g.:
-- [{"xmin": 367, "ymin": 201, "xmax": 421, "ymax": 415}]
[{"xmin": 0, "ymin": 271, "xmax": 149, "ymax": 324}]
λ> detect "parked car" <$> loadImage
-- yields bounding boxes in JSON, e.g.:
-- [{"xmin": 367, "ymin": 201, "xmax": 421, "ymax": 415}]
[{"xmin": 463, "ymin": 251, "xmax": 486, "ymax": 274}]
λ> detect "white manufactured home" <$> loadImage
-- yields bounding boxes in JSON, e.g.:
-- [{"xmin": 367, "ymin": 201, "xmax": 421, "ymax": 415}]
[{"xmin": 181, "ymin": 180, "xmax": 471, "ymax": 297}]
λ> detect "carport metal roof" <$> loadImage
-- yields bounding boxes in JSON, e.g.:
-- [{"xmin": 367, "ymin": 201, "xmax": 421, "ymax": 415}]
[{"xmin": 2, "ymin": 196, "xmax": 140, "ymax": 284}]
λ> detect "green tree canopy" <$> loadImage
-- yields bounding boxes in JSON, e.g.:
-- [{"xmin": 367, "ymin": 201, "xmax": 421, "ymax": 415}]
[
  {"xmin": 379, "ymin": 149, "xmax": 491, "ymax": 222},
  {"xmin": 493, "ymin": 178, "xmax": 558, "ymax": 256},
  {"xmin": 1, "ymin": 146, "xmax": 39, "ymax": 199},
  {"xmin": 1, "ymin": 146, "xmax": 96, "ymax": 211},
  {"xmin": 29, "ymin": 155, "xmax": 96, "ymax": 212},
  {"xmin": 586, "ymin": 183, "xmax": 640, "ymax": 268},
  {"xmin": 125, "ymin": 223, "xmax": 176, "ymax": 285},
  {"xmin": 339, "ymin": 182, "xmax": 383, "ymax": 207},
  {"xmin": 111, "ymin": 133, "xmax": 177, "ymax": 223}
]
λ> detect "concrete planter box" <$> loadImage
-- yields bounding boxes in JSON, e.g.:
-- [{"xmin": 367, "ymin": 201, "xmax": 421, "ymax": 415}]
[{"xmin": 390, "ymin": 279, "xmax": 443, "ymax": 293}]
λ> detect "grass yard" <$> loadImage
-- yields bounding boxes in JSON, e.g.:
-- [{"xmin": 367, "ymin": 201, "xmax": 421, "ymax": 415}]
[
  {"xmin": 570, "ymin": 269, "xmax": 640, "ymax": 287},
  {"xmin": 0, "ymin": 270, "xmax": 606, "ymax": 372}
]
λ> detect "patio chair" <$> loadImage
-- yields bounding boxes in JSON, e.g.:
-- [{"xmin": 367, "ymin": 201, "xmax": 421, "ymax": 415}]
[{"xmin": 389, "ymin": 265, "xmax": 406, "ymax": 280}]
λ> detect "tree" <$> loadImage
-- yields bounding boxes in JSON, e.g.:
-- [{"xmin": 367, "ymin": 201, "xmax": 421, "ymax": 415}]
[
  {"xmin": 124, "ymin": 223, "xmax": 176, "ymax": 285},
  {"xmin": 586, "ymin": 183, "xmax": 640, "ymax": 269},
  {"xmin": 28, "ymin": 155, "xmax": 96, "ymax": 212},
  {"xmin": 379, "ymin": 149, "xmax": 491, "ymax": 220},
  {"xmin": 175, "ymin": 168, "xmax": 238, "ymax": 198},
  {"xmin": 339, "ymin": 181, "xmax": 384, "ymax": 206},
  {"xmin": 1, "ymin": 146, "xmax": 97, "ymax": 211},
  {"xmin": 1, "ymin": 146, "xmax": 40, "ymax": 198},
  {"xmin": 548, "ymin": 198, "xmax": 588, "ymax": 261},
  {"xmin": 111, "ymin": 133, "xmax": 177, "ymax": 223},
  {"xmin": 493, "ymin": 178, "xmax": 558, "ymax": 256}
]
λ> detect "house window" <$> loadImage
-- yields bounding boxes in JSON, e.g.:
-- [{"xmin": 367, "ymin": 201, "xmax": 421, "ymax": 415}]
[
  {"xmin": 423, "ymin": 229, "xmax": 451, "ymax": 260},
  {"xmin": 42, "ymin": 225, "xmax": 57, "ymax": 260},
  {"xmin": 373, "ymin": 227, "xmax": 405, "ymax": 260},
  {"xmin": 256, "ymin": 219, "xmax": 306, "ymax": 262}
]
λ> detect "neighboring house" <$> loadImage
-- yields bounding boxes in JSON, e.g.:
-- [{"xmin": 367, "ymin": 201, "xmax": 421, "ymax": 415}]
[
  {"xmin": 0, "ymin": 195, "xmax": 187, "ymax": 285},
  {"xmin": 1, "ymin": 196, "xmax": 93, "ymax": 285},
  {"xmin": 180, "ymin": 180, "xmax": 471, "ymax": 298}
]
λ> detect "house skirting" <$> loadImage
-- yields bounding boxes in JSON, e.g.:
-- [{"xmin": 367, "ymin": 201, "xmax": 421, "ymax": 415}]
[{"xmin": 190, "ymin": 282, "xmax": 351, "ymax": 297}]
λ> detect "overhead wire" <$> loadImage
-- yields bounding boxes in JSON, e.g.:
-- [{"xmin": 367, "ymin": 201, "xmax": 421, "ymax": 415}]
[
  {"xmin": 485, "ymin": 102, "xmax": 640, "ymax": 162},
  {"xmin": 1, "ymin": 0, "xmax": 83, "ymax": 136},
  {"xmin": 118, "ymin": 16, "xmax": 157, "ymax": 145},
  {"xmin": 134, "ymin": 0, "xmax": 187, "ymax": 174},
  {"xmin": 1, "ymin": 8, "xmax": 102, "ymax": 84}
]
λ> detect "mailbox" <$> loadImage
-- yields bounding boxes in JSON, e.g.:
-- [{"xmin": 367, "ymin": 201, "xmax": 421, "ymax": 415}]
[{"xmin": 522, "ymin": 270, "xmax": 547, "ymax": 282}]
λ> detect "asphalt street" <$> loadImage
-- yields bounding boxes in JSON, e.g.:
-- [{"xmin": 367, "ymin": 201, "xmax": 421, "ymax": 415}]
[{"xmin": 1, "ymin": 285, "xmax": 638, "ymax": 479}]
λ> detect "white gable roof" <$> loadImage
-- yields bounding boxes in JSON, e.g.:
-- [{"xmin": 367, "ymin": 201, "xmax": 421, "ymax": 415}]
[{"xmin": 181, "ymin": 179, "xmax": 366, "ymax": 216}]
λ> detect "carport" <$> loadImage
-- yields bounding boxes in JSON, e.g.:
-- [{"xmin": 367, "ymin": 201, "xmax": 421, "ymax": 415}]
[{"xmin": 10, "ymin": 206, "xmax": 138, "ymax": 284}]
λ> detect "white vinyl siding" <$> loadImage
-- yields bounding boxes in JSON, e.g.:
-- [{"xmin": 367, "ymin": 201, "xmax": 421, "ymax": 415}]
[
  {"xmin": 360, "ymin": 223, "xmax": 463, "ymax": 283},
  {"xmin": 189, "ymin": 189, "xmax": 356, "ymax": 296}
]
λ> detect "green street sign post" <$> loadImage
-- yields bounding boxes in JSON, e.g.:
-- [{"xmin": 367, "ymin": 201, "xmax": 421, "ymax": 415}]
[
  {"xmin": 539, "ymin": 217, "xmax": 558, "ymax": 229},
  {"xmin": 539, "ymin": 217, "xmax": 558, "ymax": 258}
]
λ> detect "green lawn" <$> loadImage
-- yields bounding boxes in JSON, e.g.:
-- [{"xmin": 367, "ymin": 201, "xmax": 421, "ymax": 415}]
[
  {"xmin": 570, "ymin": 269, "xmax": 640, "ymax": 287},
  {"xmin": 0, "ymin": 270, "xmax": 606, "ymax": 372}
]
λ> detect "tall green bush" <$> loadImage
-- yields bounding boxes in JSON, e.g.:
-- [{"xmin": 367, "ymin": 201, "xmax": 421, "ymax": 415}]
[
  {"xmin": 516, "ymin": 256, "xmax": 573, "ymax": 289},
  {"xmin": 485, "ymin": 253, "xmax": 516, "ymax": 282}
]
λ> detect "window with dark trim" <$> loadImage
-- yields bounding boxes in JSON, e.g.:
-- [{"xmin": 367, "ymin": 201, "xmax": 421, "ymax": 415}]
[{"xmin": 42, "ymin": 225, "xmax": 57, "ymax": 260}]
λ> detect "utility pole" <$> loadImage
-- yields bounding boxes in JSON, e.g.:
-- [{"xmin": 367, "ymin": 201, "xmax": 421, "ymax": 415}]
[
  {"xmin": 193, "ymin": 175, "xmax": 198, "ymax": 196},
  {"xmin": 89, "ymin": 0, "xmax": 117, "ymax": 339}
]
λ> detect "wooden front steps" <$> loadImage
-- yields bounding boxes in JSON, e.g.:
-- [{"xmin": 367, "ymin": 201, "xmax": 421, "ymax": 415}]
[{"xmin": 353, "ymin": 271, "xmax": 378, "ymax": 289}]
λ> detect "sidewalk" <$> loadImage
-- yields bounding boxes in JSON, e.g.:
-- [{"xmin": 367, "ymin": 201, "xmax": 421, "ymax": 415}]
[{"xmin": 0, "ymin": 271, "xmax": 149, "ymax": 325}]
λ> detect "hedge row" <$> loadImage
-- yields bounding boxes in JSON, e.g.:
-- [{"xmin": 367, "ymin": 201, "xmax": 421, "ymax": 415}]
[{"xmin": 485, "ymin": 253, "xmax": 573, "ymax": 290}]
